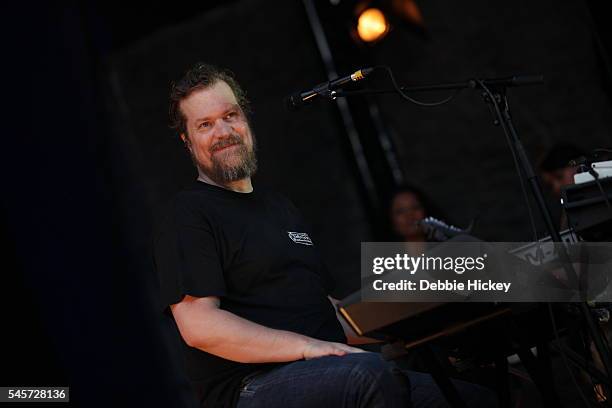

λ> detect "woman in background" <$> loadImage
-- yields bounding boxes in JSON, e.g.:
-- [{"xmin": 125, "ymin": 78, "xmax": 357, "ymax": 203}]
[{"xmin": 388, "ymin": 185, "xmax": 448, "ymax": 254}]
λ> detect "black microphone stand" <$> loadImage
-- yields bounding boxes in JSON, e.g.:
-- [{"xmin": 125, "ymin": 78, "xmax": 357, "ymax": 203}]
[
  {"xmin": 477, "ymin": 82, "xmax": 612, "ymax": 388},
  {"xmin": 336, "ymin": 76, "xmax": 612, "ymax": 387}
]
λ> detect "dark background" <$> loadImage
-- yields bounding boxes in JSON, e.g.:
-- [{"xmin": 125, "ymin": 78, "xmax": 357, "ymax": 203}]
[{"xmin": 2, "ymin": 0, "xmax": 611, "ymax": 406}]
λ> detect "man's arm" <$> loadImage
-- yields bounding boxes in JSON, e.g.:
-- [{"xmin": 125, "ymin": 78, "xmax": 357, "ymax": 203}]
[
  {"xmin": 328, "ymin": 297, "xmax": 383, "ymax": 345},
  {"xmin": 171, "ymin": 295, "xmax": 365, "ymax": 364}
]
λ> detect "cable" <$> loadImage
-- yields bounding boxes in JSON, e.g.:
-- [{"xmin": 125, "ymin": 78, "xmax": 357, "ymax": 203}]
[
  {"xmin": 572, "ymin": 150, "xmax": 612, "ymax": 227},
  {"xmin": 375, "ymin": 65, "xmax": 460, "ymax": 107},
  {"xmin": 589, "ymin": 168, "xmax": 612, "ymax": 218},
  {"xmin": 548, "ymin": 303, "xmax": 596, "ymax": 407},
  {"xmin": 600, "ymin": 321, "xmax": 612, "ymax": 357},
  {"xmin": 578, "ymin": 320, "xmax": 611, "ymax": 405}
]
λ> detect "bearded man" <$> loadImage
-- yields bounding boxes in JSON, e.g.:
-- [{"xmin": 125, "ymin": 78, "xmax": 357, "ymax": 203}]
[{"xmin": 154, "ymin": 63, "xmax": 496, "ymax": 408}]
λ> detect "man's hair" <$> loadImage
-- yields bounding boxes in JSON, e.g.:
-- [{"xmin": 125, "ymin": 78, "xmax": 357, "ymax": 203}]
[
  {"xmin": 539, "ymin": 143, "xmax": 586, "ymax": 172},
  {"xmin": 169, "ymin": 63, "xmax": 251, "ymax": 136}
]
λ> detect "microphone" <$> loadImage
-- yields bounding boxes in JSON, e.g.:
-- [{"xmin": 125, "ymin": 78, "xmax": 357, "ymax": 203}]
[{"xmin": 285, "ymin": 67, "xmax": 374, "ymax": 111}]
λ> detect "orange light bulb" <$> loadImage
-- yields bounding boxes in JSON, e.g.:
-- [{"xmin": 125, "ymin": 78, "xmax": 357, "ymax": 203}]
[{"xmin": 357, "ymin": 8, "xmax": 389, "ymax": 42}]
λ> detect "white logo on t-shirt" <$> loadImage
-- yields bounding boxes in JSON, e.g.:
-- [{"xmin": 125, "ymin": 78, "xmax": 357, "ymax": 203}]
[{"xmin": 287, "ymin": 232, "xmax": 313, "ymax": 246}]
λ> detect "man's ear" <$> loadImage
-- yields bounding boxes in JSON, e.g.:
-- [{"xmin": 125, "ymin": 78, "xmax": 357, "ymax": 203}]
[{"xmin": 181, "ymin": 133, "xmax": 191, "ymax": 148}]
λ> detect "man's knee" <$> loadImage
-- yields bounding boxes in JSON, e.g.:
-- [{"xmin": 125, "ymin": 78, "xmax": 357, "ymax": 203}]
[
  {"xmin": 406, "ymin": 370, "xmax": 498, "ymax": 408},
  {"xmin": 340, "ymin": 353, "xmax": 411, "ymax": 407},
  {"xmin": 339, "ymin": 352, "xmax": 394, "ymax": 381}
]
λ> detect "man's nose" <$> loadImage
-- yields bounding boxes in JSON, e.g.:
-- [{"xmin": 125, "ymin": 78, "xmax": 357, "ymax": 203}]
[{"xmin": 212, "ymin": 119, "xmax": 234, "ymax": 138}]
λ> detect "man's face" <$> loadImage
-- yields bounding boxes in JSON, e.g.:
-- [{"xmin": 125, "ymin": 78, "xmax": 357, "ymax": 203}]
[
  {"xmin": 180, "ymin": 80, "xmax": 257, "ymax": 184},
  {"xmin": 542, "ymin": 167, "xmax": 576, "ymax": 197}
]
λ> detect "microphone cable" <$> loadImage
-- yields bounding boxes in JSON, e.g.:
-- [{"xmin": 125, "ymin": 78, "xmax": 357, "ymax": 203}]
[{"xmin": 375, "ymin": 65, "xmax": 460, "ymax": 107}]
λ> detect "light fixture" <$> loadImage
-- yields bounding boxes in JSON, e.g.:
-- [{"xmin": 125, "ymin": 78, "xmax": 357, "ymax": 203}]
[{"xmin": 356, "ymin": 8, "xmax": 389, "ymax": 43}]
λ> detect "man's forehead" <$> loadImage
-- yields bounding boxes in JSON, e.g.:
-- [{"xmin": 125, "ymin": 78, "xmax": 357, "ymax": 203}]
[{"xmin": 180, "ymin": 81, "xmax": 239, "ymax": 119}]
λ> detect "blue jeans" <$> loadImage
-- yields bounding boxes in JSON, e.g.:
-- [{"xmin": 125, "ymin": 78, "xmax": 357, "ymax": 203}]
[{"xmin": 237, "ymin": 353, "xmax": 498, "ymax": 408}]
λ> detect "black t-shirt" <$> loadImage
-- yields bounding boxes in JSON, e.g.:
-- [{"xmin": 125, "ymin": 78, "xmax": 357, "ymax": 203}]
[{"xmin": 153, "ymin": 181, "xmax": 345, "ymax": 408}]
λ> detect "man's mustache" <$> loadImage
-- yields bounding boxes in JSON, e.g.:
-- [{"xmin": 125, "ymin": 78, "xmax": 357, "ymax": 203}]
[{"xmin": 210, "ymin": 134, "xmax": 245, "ymax": 153}]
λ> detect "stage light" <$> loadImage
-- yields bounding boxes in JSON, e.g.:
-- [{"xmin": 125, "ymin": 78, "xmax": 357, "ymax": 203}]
[{"xmin": 356, "ymin": 8, "xmax": 389, "ymax": 43}]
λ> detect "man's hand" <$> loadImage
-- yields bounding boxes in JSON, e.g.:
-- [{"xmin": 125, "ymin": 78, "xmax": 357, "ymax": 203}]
[{"xmin": 302, "ymin": 339, "xmax": 366, "ymax": 360}]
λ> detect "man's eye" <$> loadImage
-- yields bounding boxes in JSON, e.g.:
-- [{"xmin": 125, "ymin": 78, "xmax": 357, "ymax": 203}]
[
  {"xmin": 198, "ymin": 122, "xmax": 211, "ymax": 129},
  {"xmin": 225, "ymin": 112, "xmax": 238, "ymax": 120}
]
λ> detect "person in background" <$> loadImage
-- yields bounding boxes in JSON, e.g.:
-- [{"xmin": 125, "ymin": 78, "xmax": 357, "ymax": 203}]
[
  {"xmin": 538, "ymin": 143, "xmax": 585, "ymax": 230},
  {"xmin": 384, "ymin": 186, "xmax": 450, "ymax": 360},
  {"xmin": 539, "ymin": 143, "xmax": 585, "ymax": 196},
  {"xmin": 388, "ymin": 185, "xmax": 448, "ymax": 253},
  {"xmin": 539, "ymin": 143, "xmax": 611, "ymax": 402}
]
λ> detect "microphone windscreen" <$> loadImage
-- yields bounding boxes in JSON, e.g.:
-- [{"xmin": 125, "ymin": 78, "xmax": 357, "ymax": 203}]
[{"xmin": 362, "ymin": 67, "xmax": 375, "ymax": 77}]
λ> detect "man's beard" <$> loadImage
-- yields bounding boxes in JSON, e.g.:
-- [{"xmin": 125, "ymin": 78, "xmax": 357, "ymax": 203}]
[{"xmin": 194, "ymin": 133, "xmax": 258, "ymax": 184}]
